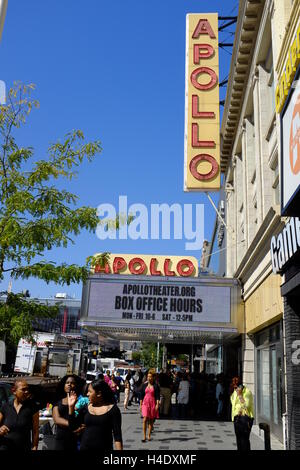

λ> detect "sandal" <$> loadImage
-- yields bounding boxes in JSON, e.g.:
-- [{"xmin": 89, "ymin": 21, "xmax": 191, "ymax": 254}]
[{"xmin": 141, "ymin": 439, "xmax": 146, "ymax": 443}]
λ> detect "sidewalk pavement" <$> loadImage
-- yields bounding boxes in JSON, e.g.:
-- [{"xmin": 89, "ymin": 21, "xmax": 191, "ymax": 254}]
[
  {"xmin": 38, "ymin": 397, "xmax": 284, "ymax": 451},
  {"xmin": 121, "ymin": 400, "xmax": 284, "ymax": 451}
]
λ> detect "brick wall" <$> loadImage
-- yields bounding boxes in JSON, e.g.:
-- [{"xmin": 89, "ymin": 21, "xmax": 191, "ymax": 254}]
[{"xmin": 284, "ymin": 296, "xmax": 300, "ymax": 450}]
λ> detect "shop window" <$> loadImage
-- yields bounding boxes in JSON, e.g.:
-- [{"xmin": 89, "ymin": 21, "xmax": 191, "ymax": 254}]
[
  {"xmin": 256, "ymin": 329, "xmax": 269, "ymax": 347},
  {"xmin": 257, "ymin": 348, "xmax": 271, "ymax": 420},
  {"xmin": 255, "ymin": 322, "xmax": 284, "ymax": 439}
]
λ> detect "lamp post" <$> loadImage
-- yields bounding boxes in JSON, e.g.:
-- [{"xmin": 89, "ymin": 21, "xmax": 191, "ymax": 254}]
[{"xmin": 0, "ymin": 0, "xmax": 8, "ymax": 41}]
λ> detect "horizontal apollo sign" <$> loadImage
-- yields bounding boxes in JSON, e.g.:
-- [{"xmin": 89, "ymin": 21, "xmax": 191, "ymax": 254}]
[
  {"xmin": 91, "ymin": 253, "xmax": 198, "ymax": 277},
  {"xmin": 184, "ymin": 13, "xmax": 220, "ymax": 191},
  {"xmin": 86, "ymin": 278, "xmax": 231, "ymax": 325},
  {"xmin": 271, "ymin": 217, "xmax": 300, "ymax": 274}
]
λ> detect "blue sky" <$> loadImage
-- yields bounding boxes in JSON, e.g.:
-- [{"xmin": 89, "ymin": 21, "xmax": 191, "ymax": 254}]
[{"xmin": 0, "ymin": 0, "xmax": 238, "ymax": 299}]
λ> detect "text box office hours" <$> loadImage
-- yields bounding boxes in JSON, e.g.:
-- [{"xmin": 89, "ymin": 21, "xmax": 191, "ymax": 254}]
[{"xmin": 79, "ymin": 275, "xmax": 241, "ymax": 344}]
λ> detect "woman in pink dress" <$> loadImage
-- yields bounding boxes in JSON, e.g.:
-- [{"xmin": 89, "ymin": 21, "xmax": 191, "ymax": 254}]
[{"xmin": 140, "ymin": 372, "xmax": 160, "ymax": 442}]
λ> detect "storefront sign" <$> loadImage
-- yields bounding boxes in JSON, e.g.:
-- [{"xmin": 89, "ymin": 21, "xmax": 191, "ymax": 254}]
[
  {"xmin": 91, "ymin": 253, "xmax": 198, "ymax": 277},
  {"xmin": 281, "ymin": 68, "xmax": 300, "ymax": 215},
  {"xmin": 86, "ymin": 278, "xmax": 231, "ymax": 325},
  {"xmin": 270, "ymin": 217, "xmax": 300, "ymax": 274},
  {"xmin": 184, "ymin": 13, "xmax": 220, "ymax": 191},
  {"xmin": 275, "ymin": 22, "xmax": 300, "ymax": 114}
]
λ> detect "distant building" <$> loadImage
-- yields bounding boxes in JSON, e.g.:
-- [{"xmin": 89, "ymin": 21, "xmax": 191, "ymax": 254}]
[
  {"xmin": 120, "ymin": 341, "xmax": 142, "ymax": 362},
  {"xmin": 32, "ymin": 294, "xmax": 82, "ymax": 334}
]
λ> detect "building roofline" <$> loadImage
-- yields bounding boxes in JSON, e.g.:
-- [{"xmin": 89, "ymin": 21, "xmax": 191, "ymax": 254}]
[{"xmin": 220, "ymin": 0, "xmax": 265, "ymax": 173}]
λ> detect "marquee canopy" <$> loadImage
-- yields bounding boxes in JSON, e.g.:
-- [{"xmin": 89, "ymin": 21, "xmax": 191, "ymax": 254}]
[{"xmin": 79, "ymin": 274, "xmax": 241, "ymax": 344}]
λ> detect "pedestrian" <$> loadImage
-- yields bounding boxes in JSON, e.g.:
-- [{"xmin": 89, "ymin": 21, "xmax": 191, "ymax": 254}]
[
  {"xmin": 104, "ymin": 370, "xmax": 111, "ymax": 384},
  {"xmin": 177, "ymin": 373, "xmax": 190, "ymax": 419},
  {"xmin": 133, "ymin": 370, "xmax": 143, "ymax": 404},
  {"xmin": 216, "ymin": 374, "xmax": 224, "ymax": 419},
  {"xmin": 228, "ymin": 376, "xmax": 240, "ymax": 421},
  {"xmin": 108, "ymin": 374, "xmax": 119, "ymax": 403},
  {"xmin": 96, "ymin": 369, "xmax": 104, "ymax": 381},
  {"xmin": 123, "ymin": 373, "xmax": 131, "ymax": 411},
  {"xmin": 52, "ymin": 374, "xmax": 86, "ymax": 451},
  {"xmin": 206, "ymin": 374, "xmax": 217, "ymax": 415},
  {"xmin": 231, "ymin": 379, "xmax": 254, "ymax": 451},
  {"xmin": 196, "ymin": 372, "xmax": 207, "ymax": 418},
  {"xmin": 140, "ymin": 371, "xmax": 160, "ymax": 442},
  {"xmin": 0, "ymin": 379, "xmax": 39, "ymax": 451},
  {"xmin": 128, "ymin": 373, "xmax": 135, "ymax": 406},
  {"xmin": 68, "ymin": 379, "xmax": 123, "ymax": 451},
  {"xmin": 158, "ymin": 371, "xmax": 173, "ymax": 417},
  {"xmin": 114, "ymin": 372, "xmax": 124, "ymax": 398}
]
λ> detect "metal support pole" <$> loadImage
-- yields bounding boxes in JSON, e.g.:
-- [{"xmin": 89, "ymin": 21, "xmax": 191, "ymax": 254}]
[
  {"xmin": 156, "ymin": 341, "xmax": 160, "ymax": 373},
  {"xmin": 190, "ymin": 344, "xmax": 194, "ymax": 373},
  {"xmin": 205, "ymin": 191, "xmax": 234, "ymax": 237},
  {"xmin": 162, "ymin": 345, "xmax": 166, "ymax": 370}
]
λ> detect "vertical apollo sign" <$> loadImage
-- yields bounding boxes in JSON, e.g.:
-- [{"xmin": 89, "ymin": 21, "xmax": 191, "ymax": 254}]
[{"xmin": 184, "ymin": 14, "xmax": 220, "ymax": 191}]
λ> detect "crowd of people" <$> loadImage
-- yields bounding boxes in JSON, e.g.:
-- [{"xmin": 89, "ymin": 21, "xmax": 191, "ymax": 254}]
[
  {"xmin": 123, "ymin": 369, "xmax": 245, "ymax": 422},
  {"xmin": 0, "ymin": 368, "xmax": 254, "ymax": 451}
]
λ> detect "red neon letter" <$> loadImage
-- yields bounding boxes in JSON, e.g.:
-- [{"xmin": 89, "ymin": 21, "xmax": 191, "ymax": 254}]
[
  {"xmin": 164, "ymin": 259, "xmax": 175, "ymax": 276},
  {"xmin": 129, "ymin": 258, "xmax": 146, "ymax": 275},
  {"xmin": 192, "ymin": 19, "xmax": 216, "ymax": 39},
  {"xmin": 193, "ymin": 44, "xmax": 214, "ymax": 64},
  {"xmin": 192, "ymin": 95, "xmax": 215, "ymax": 118},
  {"xmin": 177, "ymin": 260, "xmax": 195, "ymax": 277},
  {"xmin": 191, "ymin": 67, "xmax": 218, "ymax": 90},
  {"xmin": 150, "ymin": 258, "xmax": 162, "ymax": 276},
  {"xmin": 94, "ymin": 263, "xmax": 111, "ymax": 274},
  {"xmin": 192, "ymin": 123, "xmax": 216, "ymax": 148},
  {"xmin": 113, "ymin": 257, "xmax": 126, "ymax": 274},
  {"xmin": 189, "ymin": 154, "xmax": 219, "ymax": 181}
]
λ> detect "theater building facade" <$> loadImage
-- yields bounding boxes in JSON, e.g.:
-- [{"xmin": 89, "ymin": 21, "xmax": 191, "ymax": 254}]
[
  {"xmin": 219, "ymin": 0, "xmax": 300, "ymax": 444},
  {"xmin": 272, "ymin": 0, "xmax": 300, "ymax": 450},
  {"xmin": 79, "ymin": 254, "xmax": 244, "ymax": 378}
]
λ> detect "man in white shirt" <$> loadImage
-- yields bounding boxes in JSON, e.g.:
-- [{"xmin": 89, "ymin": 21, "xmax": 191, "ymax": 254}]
[{"xmin": 128, "ymin": 373, "xmax": 135, "ymax": 405}]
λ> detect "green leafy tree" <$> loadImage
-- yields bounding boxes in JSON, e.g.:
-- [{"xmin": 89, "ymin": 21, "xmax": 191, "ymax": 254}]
[
  {"xmin": 131, "ymin": 351, "xmax": 142, "ymax": 365},
  {"xmin": 0, "ymin": 291, "xmax": 59, "ymax": 345},
  {"xmin": 0, "ymin": 82, "xmax": 125, "ymax": 344},
  {"xmin": 140, "ymin": 341, "xmax": 163, "ymax": 370}
]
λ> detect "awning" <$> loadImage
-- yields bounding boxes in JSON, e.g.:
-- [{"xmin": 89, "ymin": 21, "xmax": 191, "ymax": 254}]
[
  {"xmin": 80, "ymin": 273, "xmax": 242, "ymax": 345},
  {"xmin": 79, "ymin": 320, "xmax": 239, "ymax": 344}
]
